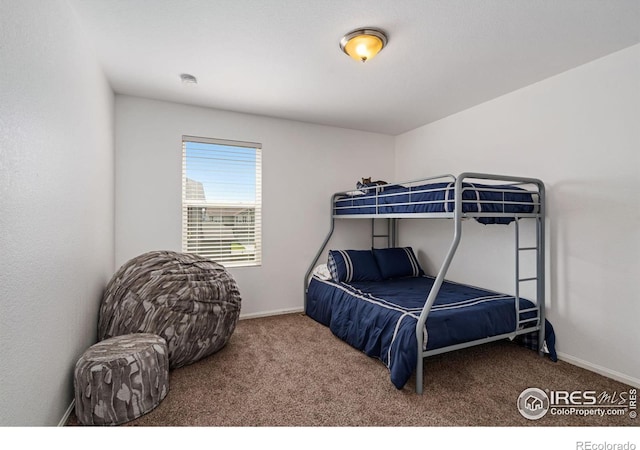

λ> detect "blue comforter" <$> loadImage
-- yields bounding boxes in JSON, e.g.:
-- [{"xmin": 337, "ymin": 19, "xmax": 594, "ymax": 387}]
[
  {"xmin": 306, "ymin": 276, "xmax": 554, "ymax": 389},
  {"xmin": 334, "ymin": 182, "xmax": 535, "ymax": 224}
]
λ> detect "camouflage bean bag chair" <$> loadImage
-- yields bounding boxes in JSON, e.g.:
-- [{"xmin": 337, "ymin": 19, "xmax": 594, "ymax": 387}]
[{"xmin": 98, "ymin": 250, "xmax": 241, "ymax": 369}]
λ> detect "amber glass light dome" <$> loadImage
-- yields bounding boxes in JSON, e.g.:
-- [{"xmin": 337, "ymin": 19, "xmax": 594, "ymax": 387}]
[{"xmin": 339, "ymin": 28, "xmax": 388, "ymax": 62}]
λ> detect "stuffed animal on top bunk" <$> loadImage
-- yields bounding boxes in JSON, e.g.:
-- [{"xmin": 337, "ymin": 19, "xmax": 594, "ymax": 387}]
[{"xmin": 357, "ymin": 177, "xmax": 388, "ymax": 194}]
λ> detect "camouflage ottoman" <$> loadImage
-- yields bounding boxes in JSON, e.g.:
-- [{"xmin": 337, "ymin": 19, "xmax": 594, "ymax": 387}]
[
  {"xmin": 98, "ymin": 250, "xmax": 241, "ymax": 369},
  {"xmin": 74, "ymin": 333, "xmax": 169, "ymax": 425}
]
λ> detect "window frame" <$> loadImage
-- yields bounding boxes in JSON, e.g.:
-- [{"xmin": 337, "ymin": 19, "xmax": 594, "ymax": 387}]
[{"xmin": 181, "ymin": 135, "xmax": 262, "ymax": 268}]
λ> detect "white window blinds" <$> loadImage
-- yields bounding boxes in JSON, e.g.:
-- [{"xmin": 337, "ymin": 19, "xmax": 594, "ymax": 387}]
[{"xmin": 182, "ymin": 135, "xmax": 262, "ymax": 267}]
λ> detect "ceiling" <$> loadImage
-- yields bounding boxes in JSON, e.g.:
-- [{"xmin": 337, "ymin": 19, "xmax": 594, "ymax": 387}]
[{"xmin": 69, "ymin": 0, "xmax": 640, "ymax": 135}]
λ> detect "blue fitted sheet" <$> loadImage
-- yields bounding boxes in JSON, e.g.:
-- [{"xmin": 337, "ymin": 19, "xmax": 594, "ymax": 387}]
[
  {"xmin": 306, "ymin": 275, "xmax": 540, "ymax": 389},
  {"xmin": 334, "ymin": 182, "xmax": 535, "ymax": 224}
]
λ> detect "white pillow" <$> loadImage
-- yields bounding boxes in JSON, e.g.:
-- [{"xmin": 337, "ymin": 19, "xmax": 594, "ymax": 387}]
[{"xmin": 312, "ymin": 264, "xmax": 332, "ymax": 281}]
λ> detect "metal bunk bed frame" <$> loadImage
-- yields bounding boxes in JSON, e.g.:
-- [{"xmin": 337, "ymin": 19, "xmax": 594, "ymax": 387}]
[{"xmin": 303, "ymin": 172, "xmax": 546, "ymax": 394}]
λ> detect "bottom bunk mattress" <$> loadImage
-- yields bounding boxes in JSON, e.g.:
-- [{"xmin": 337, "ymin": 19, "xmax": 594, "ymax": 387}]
[{"xmin": 306, "ymin": 275, "xmax": 554, "ymax": 390}]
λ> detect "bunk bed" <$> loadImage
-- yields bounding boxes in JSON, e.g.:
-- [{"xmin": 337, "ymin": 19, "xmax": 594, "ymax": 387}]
[{"xmin": 303, "ymin": 173, "xmax": 555, "ymax": 394}]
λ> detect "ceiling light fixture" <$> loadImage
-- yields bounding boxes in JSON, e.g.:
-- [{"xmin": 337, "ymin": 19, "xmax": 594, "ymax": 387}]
[
  {"xmin": 339, "ymin": 27, "xmax": 388, "ymax": 63},
  {"xmin": 180, "ymin": 73, "xmax": 198, "ymax": 85}
]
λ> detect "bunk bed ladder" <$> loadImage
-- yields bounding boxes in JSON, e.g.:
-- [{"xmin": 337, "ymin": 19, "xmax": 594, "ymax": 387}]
[
  {"xmin": 514, "ymin": 217, "xmax": 543, "ymax": 338},
  {"xmin": 371, "ymin": 218, "xmax": 397, "ymax": 248}
]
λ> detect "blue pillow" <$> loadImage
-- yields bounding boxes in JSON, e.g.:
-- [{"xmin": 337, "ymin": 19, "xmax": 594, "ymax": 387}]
[
  {"xmin": 372, "ymin": 247, "xmax": 424, "ymax": 279},
  {"xmin": 327, "ymin": 250, "xmax": 382, "ymax": 283}
]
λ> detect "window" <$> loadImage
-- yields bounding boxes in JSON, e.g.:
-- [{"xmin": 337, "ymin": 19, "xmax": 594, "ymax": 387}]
[{"xmin": 182, "ymin": 136, "xmax": 262, "ymax": 267}]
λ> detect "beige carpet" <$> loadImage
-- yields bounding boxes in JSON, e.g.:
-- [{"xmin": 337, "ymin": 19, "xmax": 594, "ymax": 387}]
[{"xmin": 66, "ymin": 313, "xmax": 637, "ymax": 427}]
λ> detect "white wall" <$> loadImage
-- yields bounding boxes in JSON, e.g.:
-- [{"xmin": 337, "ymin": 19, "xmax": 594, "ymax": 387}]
[
  {"xmin": 394, "ymin": 44, "xmax": 640, "ymax": 386},
  {"xmin": 0, "ymin": 0, "xmax": 115, "ymax": 425},
  {"xmin": 115, "ymin": 95, "xmax": 394, "ymax": 317}
]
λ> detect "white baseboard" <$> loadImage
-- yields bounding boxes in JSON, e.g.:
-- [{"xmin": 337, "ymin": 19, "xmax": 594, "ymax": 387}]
[
  {"xmin": 239, "ymin": 307, "xmax": 304, "ymax": 320},
  {"xmin": 557, "ymin": 351, "xmax": 640, "ymax": 388},
  {"xmin": 58, "ymin": 399, "xmax": 75, "ymax": 426}
]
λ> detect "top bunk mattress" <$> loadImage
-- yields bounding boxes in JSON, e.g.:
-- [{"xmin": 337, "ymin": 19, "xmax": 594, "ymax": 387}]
[{"xmin": 334, "ymin": 180, "xmax": 538, "ymax": 224}]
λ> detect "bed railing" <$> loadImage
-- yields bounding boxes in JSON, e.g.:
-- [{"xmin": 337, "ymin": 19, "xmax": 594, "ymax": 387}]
[
  {"xmin": 333, "ymin": 174, "xmax": 455, "ymax": 217},
  {"xmin": 332, "ymin": 173, "xmax": 541, "ymax": 220},
  {"xmin": 413, "ymin": 172, "xmax": 545, "ymax": 394}
]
